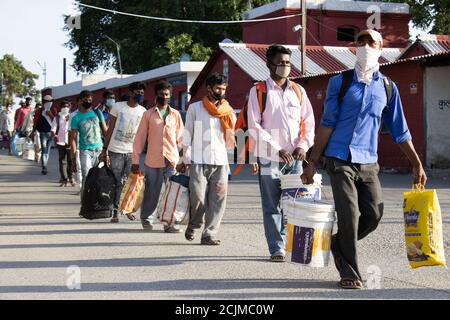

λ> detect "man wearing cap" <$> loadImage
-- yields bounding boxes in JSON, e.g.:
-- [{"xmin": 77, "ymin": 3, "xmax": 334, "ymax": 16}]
[
  {"xmin": 14, "ymin": 97, "xmax": 33, "ymax": 135},
  {"xmin": 31, "ymin": 95, "xmax": 57, "ymax": 175},
  {"xmin": 302, "ymin": 29, "xmax": 427, "ymax": 289}
]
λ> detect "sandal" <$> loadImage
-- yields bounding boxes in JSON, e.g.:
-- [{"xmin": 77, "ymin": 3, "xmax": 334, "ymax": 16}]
[
  {"xmin": 201, "ymin": 237, "xmax": 221, "ymax": 245},
  {"xmin": 270, "ymin": 254, "xmax": 286, "ymax": 263},
  {"xmin": 339, "ymin": 278, "xmax": 364, "ymax": 290},
  {"xmin": 185, "ymin": 228, "xmax": 195, "ymax": 241},
  {"xmin": 125, "ymin": 213, "xmax": 136, "ymax": 221}
]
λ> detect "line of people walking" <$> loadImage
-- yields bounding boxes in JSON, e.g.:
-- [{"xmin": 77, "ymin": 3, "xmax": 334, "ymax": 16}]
[{"xmin": 0, "ymin": 30, "xmax": 428, "ymax": 290}]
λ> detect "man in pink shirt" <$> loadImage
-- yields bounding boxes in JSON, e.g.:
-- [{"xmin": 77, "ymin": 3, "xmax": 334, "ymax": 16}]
[
  {"xmin": 132, "ymin": 81, "xmax": 184, "ymax": 233},
  {"xmin": 247, "ymin": 45, "xmax": 315, "ymax": 262}
]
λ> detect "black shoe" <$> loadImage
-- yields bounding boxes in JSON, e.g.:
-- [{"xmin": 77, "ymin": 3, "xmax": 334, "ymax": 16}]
[{"xmin": 42, "ymin": 167, "xmax": 48, "ymax": 175}]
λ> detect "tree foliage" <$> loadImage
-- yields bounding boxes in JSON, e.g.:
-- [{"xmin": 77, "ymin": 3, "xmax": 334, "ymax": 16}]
[
  {"xmin": 65, "ymin": 0, "xmax": 272, "ymax": 74},
  {"xmin": 381, "ymin": 0, "xmax": 450, "ymax": 34},
  {"xmin": 0, "ymin": 54, "xmax": 39, "ymax": 105}
]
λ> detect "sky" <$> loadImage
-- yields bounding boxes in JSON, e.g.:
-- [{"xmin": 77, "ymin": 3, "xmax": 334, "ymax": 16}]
[
  {"xmin": 0, "ymin": 0, "xmax": 114, "ymax": 91},
  {"xmin": 0, "ymin": 0, "xmax": 430, "ymax": 94}
]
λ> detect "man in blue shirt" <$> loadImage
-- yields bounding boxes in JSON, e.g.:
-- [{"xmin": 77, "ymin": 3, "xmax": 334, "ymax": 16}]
[{"xmin": 302, "ymin": 29, "xmax": 427, "ymax": 289}]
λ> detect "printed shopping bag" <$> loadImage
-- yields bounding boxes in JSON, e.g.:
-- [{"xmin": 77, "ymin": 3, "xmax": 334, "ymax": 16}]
[
  {"xmin": 119, "ymin": 171, "xmax": 145, "ymax": 215},
  {"xmin": 157, "ymin": 175, "xmax": 190, "ymax": 226},
  {"xmin": 403, "ymin": 184, "xmax": 446, "ymax": 269}
]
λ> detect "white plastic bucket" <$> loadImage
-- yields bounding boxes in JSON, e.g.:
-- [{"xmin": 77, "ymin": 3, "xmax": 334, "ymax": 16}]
[
  {"xmin": 285, "ymin": 199, "xmax": 335, "ymax": 268},
  {"xmin": 280, "ymin": 174, "xmax": 322, "ymax": 211}
]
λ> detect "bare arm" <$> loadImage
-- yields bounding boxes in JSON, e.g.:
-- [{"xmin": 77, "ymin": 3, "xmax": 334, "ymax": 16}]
[
  {"xmin": 70, "ymin": 129, "xmax": 78, "ymax": 159},
  {"xmin": 398, "ymin": 140, "xmax": 427, "ymax": 186},
  {"xmin": 102, "ymin": 115, "xmax": 116, "ymax": 151},
  {"xmin": 301, "ymin": 124, "xmax": 334, "ymax": 184}
]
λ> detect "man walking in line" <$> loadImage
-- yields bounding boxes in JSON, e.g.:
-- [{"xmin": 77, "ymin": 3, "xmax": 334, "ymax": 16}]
[
  {"xmin": 70, "ymin": 90, "xmax": 108, "ymax": 198},
  {"xmin": 31, "ymin": 95, "xmax": 56, "ymax": 175},
  {"xmin": 96, "ymin": 89, "xmax": 116, "ymax": 126},
  {"xmin": 14, "ymin": 97, "xmax": 33, "ymax": 136},
  {"xmin": 0, "ymin": 103, "xmax": 15, "ymax": 155},
  {"xmin": 247, "ymin": 44, "xmax": 315, "ymax": 262},
  {"xmin": 100, "ymin": 82, "xmax": 147, "ymax": 223},
  {"xmin": 53, "ymin": 101, "xmax": 75, "ymax": 187},
  {"xmin": 69, "ymin": 97, "xmax": 83, "ymax": 192},
  {"xmin": 180, "ymin": 73, "xmax": 236, "ymax": 245},
  {"xmin": 132, "ymin": 81, "xmax": 184, "ymax": 232},
  {"xmin": 301, "ymin": 30, "xmax": 427, "ymax": 289}
]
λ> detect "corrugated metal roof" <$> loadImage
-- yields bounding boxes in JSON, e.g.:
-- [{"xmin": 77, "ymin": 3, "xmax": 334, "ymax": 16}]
[
  {"xmin": 381, "ymin": 48, "xmax": 403, "ymax": 62},
  {"xmin": 323, "ymin": 46, "xmax": 356, "ymax": 69},
  {"xmin": 219, "ymin": 43, "xmax": 402, "ymax": 80},
  {"xmin": 220, "ymin": 44, "xmax": 270, "ymax": 81},
  {"xmin": 295, "ymin": 51, "xmax": 450, "ymax": 79},
  {"xmin": 396, "ymin": 34, "xmax": 450, "ymax": 60}
]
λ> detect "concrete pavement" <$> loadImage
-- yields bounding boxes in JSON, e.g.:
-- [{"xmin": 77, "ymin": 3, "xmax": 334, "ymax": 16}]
[{"xmin": 0, "ymin": 148, "xmax": 449, "ymax": 300}]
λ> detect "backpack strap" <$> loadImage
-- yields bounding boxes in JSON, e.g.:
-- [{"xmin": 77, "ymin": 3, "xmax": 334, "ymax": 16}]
[
  {"xmin": 383, "ymin": 76, "xmax": 394, "ymax": 106},
  {"xmin": 338, "ymin": 70, "xmax": 355, "ymax": 106},
  {"xmin": 291, "ymin": 81, "xmax": 304, "ymax": 105},
  {"xmin": 56, "ymin": 114, "xmax": 60, "ymax": 135},
  {"xmin": 255, "ymin": 81, "xmax": 267, "ymax": 115},
  {"xmin": 291, "ymin": 81, "xmax": 307, "ymax": 140},
  {"xmin": 93, "ymin": 108, "xmax": 103, "ymax": 125}
]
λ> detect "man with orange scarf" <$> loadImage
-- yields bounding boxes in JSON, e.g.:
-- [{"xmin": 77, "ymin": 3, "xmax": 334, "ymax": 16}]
[{"xmin": 180, "ymin": 73, "xmax": 236, "ymax": 245}]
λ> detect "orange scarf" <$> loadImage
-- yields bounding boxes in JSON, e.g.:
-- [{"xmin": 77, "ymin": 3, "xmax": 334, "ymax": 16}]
[{"xmin": 202, "ymin": 96, "xmax": 235, "ymax": 147}]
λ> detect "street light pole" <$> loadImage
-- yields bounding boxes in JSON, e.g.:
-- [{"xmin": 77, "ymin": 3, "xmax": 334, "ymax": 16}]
[
  {"xmin": 301, "ymin": 0, "xmax": 307, "ymax": 76},
  {"xmin": 105, "ymin": 35, "xmax": 123, "ymax": 78},
  {"xmin": 0, "ymin": 72, "xmax": 4, "ymax": 107},
  {"xmin": 36, "ymin": 61, "xmax": 47, "ymax": 88}
]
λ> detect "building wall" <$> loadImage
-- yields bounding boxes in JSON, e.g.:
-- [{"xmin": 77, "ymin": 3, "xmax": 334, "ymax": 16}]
[
  {"xmin": 242, "ymin": 9, "xmax": 410, "ymax": 48},
  {"xmin": 424, "ymin": 65, "xmax": 450, "ymax": 168}
]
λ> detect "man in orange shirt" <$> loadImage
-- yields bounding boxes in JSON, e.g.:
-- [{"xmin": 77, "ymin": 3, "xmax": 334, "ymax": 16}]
[{"xmin": 132, "ymin": 81, "xmax": 184, "ymax": 233}]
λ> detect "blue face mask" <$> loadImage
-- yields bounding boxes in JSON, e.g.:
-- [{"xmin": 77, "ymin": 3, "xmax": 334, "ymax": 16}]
[
  {"xmin": 106, "ymin": 98, "xmax": 115, "ymax": 108},
  {"xmin": 133, "ymin": 94, "xmax": 144, "ymax": 104}
]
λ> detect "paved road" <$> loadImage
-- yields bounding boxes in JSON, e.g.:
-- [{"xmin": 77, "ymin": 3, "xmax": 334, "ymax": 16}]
[{"xmin": 0, "ymin": 148, "xmax": 449, "ymax": 300}]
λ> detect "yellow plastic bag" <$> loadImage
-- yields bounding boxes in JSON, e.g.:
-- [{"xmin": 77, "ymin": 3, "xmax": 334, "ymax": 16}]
[
  {"xmin": 119, "ymin": 172, "xmax": 145, "ymax": 215},
  {"xmin": 403, "ymin": 184, "xmax": 446, "ymax": 269}
]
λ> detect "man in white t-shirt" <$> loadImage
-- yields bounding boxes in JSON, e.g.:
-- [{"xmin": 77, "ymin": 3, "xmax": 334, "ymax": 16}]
[{"xmin": 100, "ymin": 82, "xmax": 147, "ymax": 223}]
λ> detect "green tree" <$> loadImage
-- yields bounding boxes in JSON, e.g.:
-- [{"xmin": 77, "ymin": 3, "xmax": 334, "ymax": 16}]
[
  {"xmin": 0, "ymin": 54, "xmax": 39, "ymax": 105},
  {"xmin": 408, "ymin": 0, "xmax": 450, "ymax": 34},
  {"xmin": 65, "ymin": 0, "xmax": 272, "ymax": 74},
  {"xmin": 166, "ymin": 33, "xmax": 212, "ymax": 63},
  {"xmin": 381, "ymin": 0, "xmax": 450, "ymax": 34}
]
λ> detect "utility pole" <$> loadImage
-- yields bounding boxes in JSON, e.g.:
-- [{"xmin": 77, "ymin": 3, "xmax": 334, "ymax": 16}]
[
  {"xmin": 36, "ymin": 61, "xmax": 47, "ymax": 88},
  {"xmin": 301, "ymin": 0, "xmax": 307, "ymax": 76},
  {"xmin": 105, "ymin": 35, "xmax": 123, "ymax": 78},
  {"xmin": 63, "ymin": 58, "xmax": 67, "ymax": 85},
  {"xmin": 0, "ymin": 72, "xmax": 4, "ymax": 107}
]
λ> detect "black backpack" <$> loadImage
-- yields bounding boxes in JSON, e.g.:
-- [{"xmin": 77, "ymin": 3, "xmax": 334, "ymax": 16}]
[
  {"xmin": 79, "ymin": 162, "xmax": 117, "ymax": 220},
  {"xmin": 338, "ymin": 69, "xmax": 394, "ymax": 132}
]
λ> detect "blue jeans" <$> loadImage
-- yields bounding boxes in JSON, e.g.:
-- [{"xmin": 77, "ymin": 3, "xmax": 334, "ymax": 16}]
[
  {"xmin": 79, "ymin": 148, "xmax": 102, "ymax": 197},
  {"xmin": 39, "ymin": 132, "xmax": 53, "ymax": 169},
  {"xmin": 140, "ymin": 159, "xmax": 176, "ymax": 223},
  {"xmin": 257, "ymin": 159, "xmax": 303, "ymax": 256}
]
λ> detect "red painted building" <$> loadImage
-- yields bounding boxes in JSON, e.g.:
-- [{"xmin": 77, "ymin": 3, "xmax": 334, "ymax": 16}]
[{"xmin": 242, "ymin": 0, "xmax": 411, "ymax": 48}]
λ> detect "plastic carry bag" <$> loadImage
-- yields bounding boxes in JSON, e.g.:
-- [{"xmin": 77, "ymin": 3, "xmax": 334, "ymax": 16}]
[
  {"xmin": 403, "ymin": 184, "xmax": 446, "ymax": 269},
  {"xmin": 119, "ymin": 171, "xmax": 145, "ymax": 215},
  {"xmin": 157, "ymin": 174, "xmax": 190, "ymax": 226}
]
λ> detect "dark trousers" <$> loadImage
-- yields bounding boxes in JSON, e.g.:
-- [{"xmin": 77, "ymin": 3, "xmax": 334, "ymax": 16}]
[
  {"xmin": 57, "ymin": 144, "xmax": 73, "ymax": 182},
  {"xmin": 326, "ymin": 157, "xmax": 384, "ymax": 281}
]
